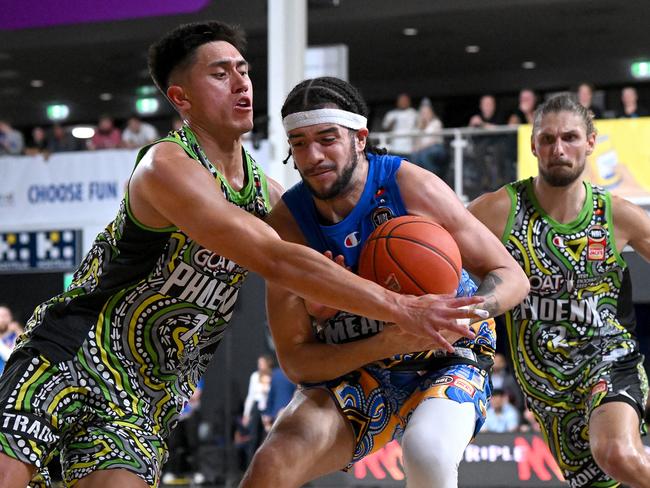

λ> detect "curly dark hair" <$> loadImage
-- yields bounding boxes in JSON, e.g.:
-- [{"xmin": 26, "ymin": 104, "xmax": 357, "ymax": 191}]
[
  {"xmin": 281, "ymin": 77, "xmax": 386, "ymax": 161},
  {"xmin": 148, "ymin": 21, "xmax": 247, "ymax": 92}
]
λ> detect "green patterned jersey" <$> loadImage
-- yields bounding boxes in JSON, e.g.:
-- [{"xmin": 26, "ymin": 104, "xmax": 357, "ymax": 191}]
[
  {"xmin": 502, "ymin": 178, "xmax": 638, "ymax": 405},
  {"xmin": 16, "ymin": 126, "xmax": 270, "ymax": 433}
]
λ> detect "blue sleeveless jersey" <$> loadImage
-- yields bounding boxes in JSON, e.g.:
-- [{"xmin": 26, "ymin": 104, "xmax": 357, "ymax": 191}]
[{"xmin": 283, "ymin": 153, "xmax": 495, "ymax": 370}]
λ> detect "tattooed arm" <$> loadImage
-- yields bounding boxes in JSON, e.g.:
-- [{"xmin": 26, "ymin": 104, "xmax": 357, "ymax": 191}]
[
  {"xmin": 397, "ymin": 163, "xmax": 529, "ymax": 317},
  {"xmin": 473, "ymin": 271, "xmax": 504, "ymax": 318}
]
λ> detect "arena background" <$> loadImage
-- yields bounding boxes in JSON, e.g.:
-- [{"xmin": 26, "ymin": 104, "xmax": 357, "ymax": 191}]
[{"xmin": 1, "ymin": 1, "xmax": 650, "ymax": 486}]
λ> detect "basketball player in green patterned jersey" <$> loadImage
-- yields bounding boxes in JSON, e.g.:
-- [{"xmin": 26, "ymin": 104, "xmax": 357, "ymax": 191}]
[
  {"xmin": 470, "ymin": 94, "xmax": 650, "ymax": 488},
  {"xmin": 0, "ymin": 22, "xmax": 483, "ymax": 488}
]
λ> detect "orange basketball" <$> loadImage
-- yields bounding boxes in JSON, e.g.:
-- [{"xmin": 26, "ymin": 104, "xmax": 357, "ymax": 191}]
[{"xmin": 358, "ymin": 215, "xmax": 462, "ymax": 295}]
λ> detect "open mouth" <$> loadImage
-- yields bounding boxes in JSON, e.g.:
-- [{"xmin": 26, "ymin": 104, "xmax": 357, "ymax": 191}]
[{"xmin": 235, "ymin": 98, "xmax": 251, "ymax": 109}]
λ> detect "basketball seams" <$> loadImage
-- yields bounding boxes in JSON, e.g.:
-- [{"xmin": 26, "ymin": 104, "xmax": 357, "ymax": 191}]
[
  {"xmin": 359, "ymin": 216, "xmax": 462, "ymax": 295},
  {"xmin": 385, "ymin": 220, "xmax": 461, "ymax": 282},
  {"xmin": 383, "ymin": 235, "xmax": 460, "ymax": 291},
  {"xmin": 370, "ymin": 238, "xmax": 380, "ymax": 284},
  {"xmin": 383, "ymin": 236, "xmax": 428, "ymax": 294},
  {"xmin": 383, "ymin": 235, "xmax": 461, "ymax": 281}
]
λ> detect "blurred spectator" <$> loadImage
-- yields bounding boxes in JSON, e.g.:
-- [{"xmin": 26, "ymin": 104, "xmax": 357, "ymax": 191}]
[
  {"xmin": 162, "ymin": 379, "xmax": 207, "ymax": 485},
  {"xmin": 618, "ymin": 86, "xmax": 649, "ymax": 118},
  {"xmin": 88, "ymin": 115, "xmax": 121, "ymax": 150},
  {"xmin": 121, "ymin": 116, "xmax": 159, "ymax": 149},
  {"xmin": 242, "ymin": 354, "xmax": 274, "ymax": 465},
  {"xmin": 469, "ymin": 94, "xmax": 504, "ymax": 128},
  {"xmin": 519, "ymin": 408, "xmax": 542, "ymax": 433},
  {"xmin": 576, "ymin": 82, "xmax": 603, "ymax": 119},
  {"xmin": 0, "ymin": 305, "xmax": 18, "ymax": 375},
  {"xmin": 410, "ymin": 98, "xmax": 446, "ymax": 177},
  {"xmin": 24, "ymin": 126, "xmax": 49, "ymax": 156},
  {"xmin": 508, "ymin": 88, "xmax": 537, "ymax": 125},
  {"xmin": 48, "ymin": 124, "xmax": 82, "ymax": 153},
  {"xmin": 381, "ymin": 92, "xmax": 418, "ymax": 158},
  {"xmin": 491, "ymin": 353, "xmax": 524, "ymax": 411},
  {"xmin": 0, "ymin": 120, "xmax": 25, "ymax": 155},
  {"xmin": 261, "ymin": 366, "xmax": 296, "ymax": 433},
  {"xmin": 482, "ymin": 388, "xmax": 520, "ymax": 433},
  {"xmin": 468, "ymin": 96, "xmax": 510, "ymax": 195}
]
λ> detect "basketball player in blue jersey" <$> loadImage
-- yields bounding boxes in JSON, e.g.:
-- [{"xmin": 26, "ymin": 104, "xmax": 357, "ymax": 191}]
[
  {"xmin": 240, "ymin": 77, "xmax": 529, "ymax": 488},
  {"xmin": 470, "ymin": 94, "xmax": 650, "ymax": 488},
  {"xmin": 0, "ymin": 25, "xmax": 483, "ymax": 488}
]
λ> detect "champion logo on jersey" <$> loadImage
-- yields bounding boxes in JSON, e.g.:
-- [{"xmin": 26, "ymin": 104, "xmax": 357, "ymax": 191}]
[
  {"xmin": 344, "ymin": 231, "xmax": 361, "ymax": 248},
  {"xmin": 552, "ymin": 235, "xmax": 566, "ymax": 248}
]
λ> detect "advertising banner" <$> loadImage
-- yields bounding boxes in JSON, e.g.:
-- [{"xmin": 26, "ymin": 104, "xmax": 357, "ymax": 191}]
[
  {"xmin": 315, "ymin": 433, "xmax": 650, "ymax": 487},
  {"xmin": 0, "ymin": 142, "xmax": 271, "ymax": 233},
  {"xmin": 0, "ymin": 229, "xmax": 81, "ymax": 273},
  {"xmin": 0, "ymin": 150, "xmax": 136, "ymax": 230},
  {"xmin": 517, "ymin": 118, "xmax": 650, "ymax": 203}
]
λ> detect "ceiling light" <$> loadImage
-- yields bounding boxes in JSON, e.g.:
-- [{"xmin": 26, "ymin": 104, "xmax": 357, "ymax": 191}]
[
  {"xmin": 631, "ymin": 61, "xmax": 650, "ymax": 79},
  {"xmin": 135, "ymin": 97, "xmax": 159, "ymax": 115},
  {"xmin": 136, "ymin": 85, "xmax": 157, "ymax": 96},
  {"xmin": 403, "ymin": 27, "xmax": 418, "ymax": 36},
  {"xmin": 72, "ymin": 126, "xmax": 95, "ymax": 139},
  {"xmin": 465, "ymin": 45, "xmax": 480, "ymax": 54},
  {"xmin": 30, "ymin": 79, "xmax": 44, "ymax": 88},
  {"xmin": 46, "ymin": 104, "xmax": 70, "ymax": 121},
  {"xmin": 99, "ymin": 93, "xmax": 113, "ymax": 101},
  {"xmin": 522, "ymin": 61, "xmax": 536, "ymax": 69}
]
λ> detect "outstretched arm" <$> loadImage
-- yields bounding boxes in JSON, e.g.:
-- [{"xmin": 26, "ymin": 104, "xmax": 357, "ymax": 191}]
[
  {"xmin": 398, "ymin": 162, "xmax": 529, "ymax": 317},
  {"xmin": 266, "ymin": 282, "xmax": 460, "ymax": 383},
  {"xmin": 129, "ymin": 143, "xmax": 482, "ymax": 349}
]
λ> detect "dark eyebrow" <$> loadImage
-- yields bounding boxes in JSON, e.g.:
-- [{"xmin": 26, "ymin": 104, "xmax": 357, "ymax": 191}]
[
  {"xmin": 208, "ymin": 58, "xmax": 249, "ymax": 69},
  {"xmin": 287, "ymin": 126, "xmax": 339, "ymax": 140}
]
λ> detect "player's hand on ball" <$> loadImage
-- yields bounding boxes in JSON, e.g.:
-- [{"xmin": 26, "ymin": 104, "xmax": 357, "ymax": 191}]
[{"xmin": 395, "ymin": 294, "xmax": 487, "ymax": 353}]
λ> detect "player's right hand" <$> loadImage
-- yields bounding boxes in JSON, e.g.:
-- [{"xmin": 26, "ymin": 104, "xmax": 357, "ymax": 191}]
[{"xmin": 393, "ymin": 293, "xmax": 487, "ymax": 353}]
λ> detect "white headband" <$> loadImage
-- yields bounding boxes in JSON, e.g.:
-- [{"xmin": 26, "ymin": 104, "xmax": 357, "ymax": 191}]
[{"xmin": 282, "ymin": 108, "xmax": 367, "ymax": 132}]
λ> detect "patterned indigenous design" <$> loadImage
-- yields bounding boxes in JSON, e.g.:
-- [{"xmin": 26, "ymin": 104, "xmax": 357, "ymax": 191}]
[
  {"xmin": 319, "ymin": 362, "xmax": 489, "ymax": 466},
  {"xmin": 502, "ymin": 178, "xmax": 648, "ymax": 488},
  {"xmin": 0, "ymin": 126, "xmax": 270, "ymax": 487}
]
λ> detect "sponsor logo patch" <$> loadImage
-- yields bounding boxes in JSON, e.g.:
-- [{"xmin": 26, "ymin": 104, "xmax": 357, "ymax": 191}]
[
  {"xmin": 453, "ymin": 377, "xmax": 476, "ymax": 397},
  {"xmin": 435, "ymin": 375, "xmax": 454, "ymax": 385},
  {"xmin": 587, "ymin": 225, "xmax": 606, "ymax": 260},
  {"xmin": 587, "ymin": 243, "xmax": 605, "ymax": 260},
  {"xmin": 587, "ymin": 225, "xmax": 606, "ymax": 242},
  {"xmin": 590, "ymin": 380, "xmax": 608, "ymax": 397},
  {"xmin": 371, "ymin": 206, "xmax": 394, "ymax": 227}
]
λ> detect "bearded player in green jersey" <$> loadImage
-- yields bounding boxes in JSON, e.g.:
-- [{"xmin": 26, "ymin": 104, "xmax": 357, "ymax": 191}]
[
  {"xmin": 0, "ymin": 21, "xmax": 483, "ymax": 488},
  {"xmin": 470, "ymin": 94, "xmax": 650, "ymax": 488}
]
